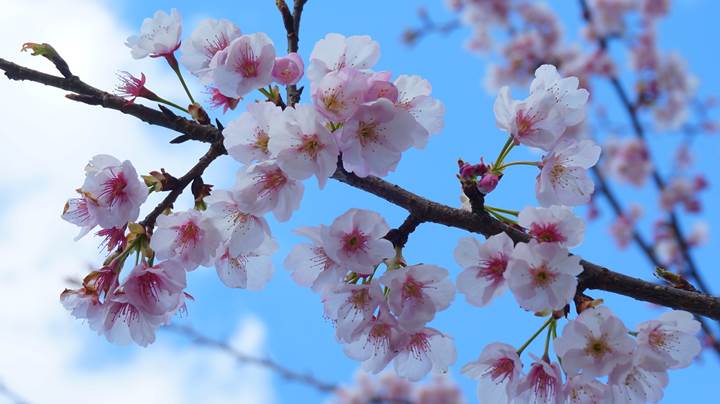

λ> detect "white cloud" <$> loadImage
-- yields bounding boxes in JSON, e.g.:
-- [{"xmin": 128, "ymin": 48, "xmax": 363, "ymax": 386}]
[{"xmin": 0, "ymin": 1, "xmax": 273, "ymax": 403}]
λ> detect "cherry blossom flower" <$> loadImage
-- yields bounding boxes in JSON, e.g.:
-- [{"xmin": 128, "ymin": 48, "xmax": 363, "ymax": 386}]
[
  {"xmin": 608, "ymin": 356, "xmax": 668, "ymax": 403},
  {"xmin": 603, "ymin": 137, "xmax": 652, "ymax": 186},
  {"xmin": 453, "ymin": 232, "xmax": 514, "ymax": 307},
  {"xmin": 207, "ymin": 86, "xmax": 240, "ymax": 113},
  {"xmin": 586, "ymin": 0, "xmax": 637, "ymax": 38},
  {"xmin": 515, "ymin": 357, "xmax": 563, "ymax": 404},
  {"xmin": 518, "ymin": 205, "xmax": 585, "ymax": 248},
  {"xmin": 554, "ymin": 306, "xmax": 636, "ymax": 377},
  {"xmin": 321, "ymin": 208, "xmax": 394, "ymax": 274},
  {"xmin": 80, "ymin": 155, "xmax": 148, "ymax": 229},
  {"xmin": 149, "ymin": 209, "xmax": 222, "ymax": 271},
  {"xmin": 126, "ymin": 9, "xmax": 182, "ymax": 59},
  {"xmin": 393, "ymin": 328, "xmax": 457, "ymax": 381},
  {"xmin": 323, "ymin": 283, "xmax": 385, "ymax": 343},
  {"xmin": 205, "ymin": 189, "xmax": 270, "ymax": 256},
  {"xmin": 268, "ymin": 104, "xmax": 339, "ymax": 188},
  {"xmin": 344, "ymin": 308, "xmax": 404, "ymax": 373},
  {"xmin": 494, "ymin": 65, "xmax": 588, "ymax": 151},
  {"xmin": 659, "ymin": 175, "xmax": 706, "ymax": 213},
  {"xmin": 223, "ymin": 101, "xmax": 281, "ymax": 164},
  {"xmin": 635, "ymin": 310, "xmax": 701, "ymax": 371},
  {"xmin": 536, "ymin": 139, "xmax": 601, "ymax": 207},
  {"xmin": 338, "ymin": 98, "xmax": 423, "ymax": 178},
  {"xmin": 380, "ymin": 264, "xmax": 455, "ymax": 331},
  {"xmin": 234, "ymin": 160, "xmax": 304, "ymax": 222},
  {"xmin": 312, "ymin": 67, "xmax": 367, "ymax": 123},
  {"xmin": 307, "ymin": 33, "xmax": 380, "ymax": 82},
  {"xmin": 114, "ymin": 72, "xmax": 159, "ymax": 104},
  {"xmin": 180, "ymin": 18, "xmax": 242, "ymax": 81},
  {"xmin": 62, "ymin": 196, "xmax": 98, "ymax": 240},
  {"xmin": 285, "ymin": 225, "xmax": 343, "ymax": 292},
  {"xmin": 610, "ymin": 205, "xmax": 642, "ymax": 248},
  {"xmin": 505, "ymin": 240, "xmax": 583, "ymax": 313},
  {"xmin": 211, "ymin": 33, "xmax": 276, "ymax": 98},
  {"xmin": 60, "ymin": 287, "xmax": 105, "ymax": 332},
  {"xmin": 394, "ymin": 74, "xmax": 445, "ymax": 148},
  {"xmin": 100, "ymin": 293, "xmax": 168, "ymax": 347},
  {"xmin": 272, "ymin": 52, "xmax": 305, "ymax": 85},
  {"xmin": 462, "ymin": 343, "xmax": 523, "ymax": 404},
  {"xmin": 123, "ymin": 259, "xmax": 187, "ymax": 316},
  {"xmin": 364, "ymin": 71, "xmax": 398, "ymax": 103},
  {"xmin": 214, "ymin": 236, "xmax": 277, "ymax": 290},
  {"xmin": 564, "ymin": 375, "xmax": 609, "ymax": 404}
]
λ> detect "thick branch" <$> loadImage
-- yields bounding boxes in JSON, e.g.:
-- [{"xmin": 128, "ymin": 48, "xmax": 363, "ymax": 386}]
[
  {"xmin": 331, "ymin": 165, "xmax": 720, "ymax": 320},
  {"xmin": 384, "ymin": 214, "xmax": 424, "ymax": 249},
  {"xmin": 166, "ymin": 324, "xmax": 337, "ymax": 393},
  {"xmin": 275, "ymin": 0, "xmax": 307, "ymax": 107}
]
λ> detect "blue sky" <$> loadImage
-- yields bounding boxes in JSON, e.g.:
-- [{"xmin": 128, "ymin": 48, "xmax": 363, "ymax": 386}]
[{"xmin": 2, "ymin": 0, "xmax": 719, "ymax": 403}]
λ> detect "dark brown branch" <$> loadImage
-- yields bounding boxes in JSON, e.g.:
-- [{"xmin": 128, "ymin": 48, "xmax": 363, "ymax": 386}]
[
  {"xmin": 384, "ymin": 214, "xmax": 424, "ymax": 249},
  {"xmin": 331, "ymin": 164, "xmax": 720, "ymax": 320},
  {"xmin": 275, "ymin": 0, "xmax": 308, "ymax": 107},
  {"xmin": 140, "ymin": 140, "xmax": 227, "ymax": 232},
  {"xmin": 166, "ymin": 324, "xmax": 337, "ymax": 393},
  {"xmin": 0, "ymin": 58, "xmax": 219, "ymax": 144}
]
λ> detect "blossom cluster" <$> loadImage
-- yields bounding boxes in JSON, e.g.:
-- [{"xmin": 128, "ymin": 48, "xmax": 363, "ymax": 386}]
[{"xmin": 331, "ymin": 372, "xmax": 463, "ymax": 404}]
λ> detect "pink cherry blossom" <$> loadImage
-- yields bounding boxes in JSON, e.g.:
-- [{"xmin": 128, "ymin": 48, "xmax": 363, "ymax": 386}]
[
  {"xmin": 180, "ymin": 18, "xmax": 242, "ymax": 81},
  {"xmin": 285, "ymin": 225, "xmax": 343, "ymax": 292},
  {"xmin": 636, "ymin": 310, "xmax": 701, "ymax": 371},
  {"xmin": 394, "ymin": 74, "xmax": 446, "ymax": 148},
  {"xmin": 223, "ymin": 101, "xmax": 281, "ymax": 164},
  {"xmin": 554, "ymin": 306, "xmax": 636, "ymax": 377},
  {"xmin": 564, "ymin": 375, "xmax": 609, "ymax": 404},
  {"xmin": 603, "ymin": 137, "xmax": 652, "ymax": 186},
  {"xmin": 307, "ymin": 33, "xmax": 380, "ymax": 82},
  {"xmin": 453, "ymin": 232, "xmax": 514, "ymax": 307},
  {"xmin": 214, "ymin": 236, "xmax": 277, "ymax": 290},
  {"xmin": 515, "ymin": 357, "xmax": 563, "ymax": 404},
  {"xmin": 211, "ymin": 33, "xmax": 276, "ymax": 98},
  {"xmin": 393, "ymin": 328, "xmax": 457, "ymax": 381},
  {"xmin": 101, "ymin": 293, "xmax": 168, "ymax": 347},
  {"xmin": 268, "ymin": 104, "xmax": 339, "ymax": 188},
  {"xmin": 312, "ymin": 67, "xmax": 367, "ymax": 123},
  {"xmin": 81, "ymin": 155, "xmax": 148, "ymax": 229},
  {"xmin": 586, "ymin": 0, "xmax": 637, "ymax": 38},
  {"xmin": 60, "ymin": 287, "xmax": 105, "ymax": 332},
  {"xmin": 343, "ymin": 308, "xmax": 403, "ymax": 373},
  {"xmin": 505, "ymin": 240, "xmax": 583, "ymax": 313},
  {"xmin": 61, "ymin": 196, "xmax": 98, "ymax": 240},
  {"xmin": 323, "ymin": 283, "xmax": 385, "ymax": 343},
  {"xmin": 126, "ymin": 9, "xmax": 182, "ymax": 59},
  {"xmin": 234, "ymin": 160, "xmax": 304, "ymax": 222},
  {"xmin": 272, "ymin": 52, "xmax": 305, "ymax": 85},
  {"xmin": 660, "ymin": 175, "xmax": 706, "ymax": 213},
  {"xmin": 610, "ymin": 205, "xmax": 642, "ymax": 248},
  {"xmin": 536, "ymin": 139, "xmax": 601, "ymax": 207},
  {"xmin": 364, "ymin": 71, "xmax": 398, "ymax": 103},
  {"xmin": 123, "ymin": 259, "xmax": 187, "ymax": 316},
  {"xmin": 149, "ymin": 209, "xmax": 222, "ymax": 271},
  {"xmin": 494, "ymin": 65, "xmax": 588, "ymax": 151},
  {"xmin": 608, "ymin": 356, "xmax": 668, "ymax": 403},
  {"xmin": 321, "ymin": 209, "xmax": 394, "ymax": 275},
  {"xmin": 380, "ymin": 264, "xmax": 455, "ymax": 331},
  {"xmin": 338, "ymin": 98, "xmax": 423, "ymax": 178},
  {"xmin": 518, "ymin": 205, "xmax": 585, "ymax": 248},
  {"xmin": 115, "ymin": 72, "xmax": 157, "ymax": 104},
  {"xmin": 208, "ymin": 87, "xmax": 240, "ymax": 113},
  {"xmin": 462, "ymin": 343, "xmax": 523, "ymax": 404},
  {"xmin": 205, "ymin": 189, "xmax": 270, "ymax": 256}
]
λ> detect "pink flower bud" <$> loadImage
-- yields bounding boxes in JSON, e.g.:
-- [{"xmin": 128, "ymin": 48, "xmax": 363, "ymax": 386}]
[
  {"xmin": 272, "ymin": 52, "xmax": 304, "ymax": 85},
  {"xmin": 477, "ymin": 173, "xmax": 499, "ymax": 194}
]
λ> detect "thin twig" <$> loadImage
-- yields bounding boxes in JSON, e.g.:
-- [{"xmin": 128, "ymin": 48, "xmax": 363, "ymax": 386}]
[
  {"xmin": 165, "ymin": 324, "xmax": 338, "ymax": 393},
  {"xmin": 0, "ymin": 379, "xmax": 30, "ymax": 404}
]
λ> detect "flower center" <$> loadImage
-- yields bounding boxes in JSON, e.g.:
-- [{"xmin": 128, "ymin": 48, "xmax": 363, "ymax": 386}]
[
  {"xmin": 100, "ymin": 171, "xmax": 128, "ymax": 206},
  {"xmin": 530, "ymin": 264, "xmax": 556, "ymax": 287},
  {"xmin": 298, "ymin": 134, "xmax": 324, "ymax": 159},
  {"xmin": 237, "ymin": 43, "xmax": 259, "ymax": 78},
  {"xmin": 402, "ymin": 277, "xmax": 424, "ymax": 300},
  {"xmin": 322, "ymin": 90, "xmax": 345, "ymax": 114},
  {"xmin": 486, "ymin": 357, "xmax": 516, "ymax": 383},
  {"xmin": 530, "ymin": 223, "xmax": 566, "ymax": 243},
  {"xmin": 585, "ymin": 337, "xmax": 611, "ymax": 358},
  {"xmin": 357, "ymin": 121, "xmax": 379, "ymax": 145},
  {"xmin": 176, "ymin": 221, "xmax": 200, "ymax": 246},
  {"xmin": 342, "ymin": 229, "xmax": 368, "ymax": 254}
]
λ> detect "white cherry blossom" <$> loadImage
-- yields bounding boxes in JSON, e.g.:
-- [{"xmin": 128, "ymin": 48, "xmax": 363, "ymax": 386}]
[
  {"xmin": 536, "ymin": 139, "xmax": 601, "ymax": 207},
  {"xmin": 223, "ymin": 101, "xmax": 281, "ymax": 164},
  {"xmin": 462, "ymin": 343, "xmax": 523, "ymax": 404},
  {"xmin": 149, "ymin": 210, "xmax": 222, "ymax": 271},
  {"xmin": 393, "ymin": 328, "xmax": 457, "ymax": 381},
  {"xmin": 211, "ymin": 33, "xmax": 276, "ymax": 98},
  {"xmin": 307, "ymin": 33, "xmax": 380, "ymax": 82},
  {"xmin": 180, "ymin": 18, "xmax": 242, "ymax": 81},
  {"xmin": 394, "ymin": 74, "xmax": 446, "ymax": 148},
  {"xmin": 126, "ymin": 9, "xmax": 182, "ymax": 59},
  {"xmin": 285, "ymin": 225, "xmax": 343, "ymax": 292},
  {"xmin": 205, "ymin": 189, "xmax": 270, "ymax": 256},
  {"xmin": 454, "ymin": 232, "xmax": 514, "ymax": 307},
  {"xmin": 636, "ymin": 310, "xmax": 701, "ymax": 371},
  {"xmin": 234, "ymin": 160, "xmax": 304, "ymax": 222},
  {"xmin": 214, "ymin": 236, "xmax": 277, "ymax": 290},
  {"xmin": 518, "ymin": 205, "xmax": 585, "ymax": 248}
]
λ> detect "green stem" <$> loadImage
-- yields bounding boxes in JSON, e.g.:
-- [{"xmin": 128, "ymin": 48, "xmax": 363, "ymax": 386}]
[
  {"xmin": 517, "ymin": 317, "xmax": 554, "ymax": 355},
  {"xmin": 487, "ymin": 209, "xmax": 518, "ymax": 225},
  {"xmin": 543, "ymin": 320, "xmax": 556, "ymax": 361},
  {"xmin": 165, "ymin": 54, "xmax": 195, "ymax": 104},
  {"xmin": 496, "ymin": 161, "xmax": 541, "ymax": 171},
  {"xmin": 492, "ymin": 136, "xmax": 515, "ymax": 170},
  {"xmin": 485, "ymin": 205, "xmax": 520, "ymax": 216},
  {"xmin": 156, "ymin": 97, "xmax": 189, "ymax": 113}
]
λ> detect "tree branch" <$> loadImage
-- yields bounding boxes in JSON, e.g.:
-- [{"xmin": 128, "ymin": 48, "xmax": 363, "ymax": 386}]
[
  {"xmin": 275, "ymin": 0, "xmax": 307, "ymax": 107},
  {"xmin": 165, "ymin": 324, "xmax": 337, "ymax": 393}
]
